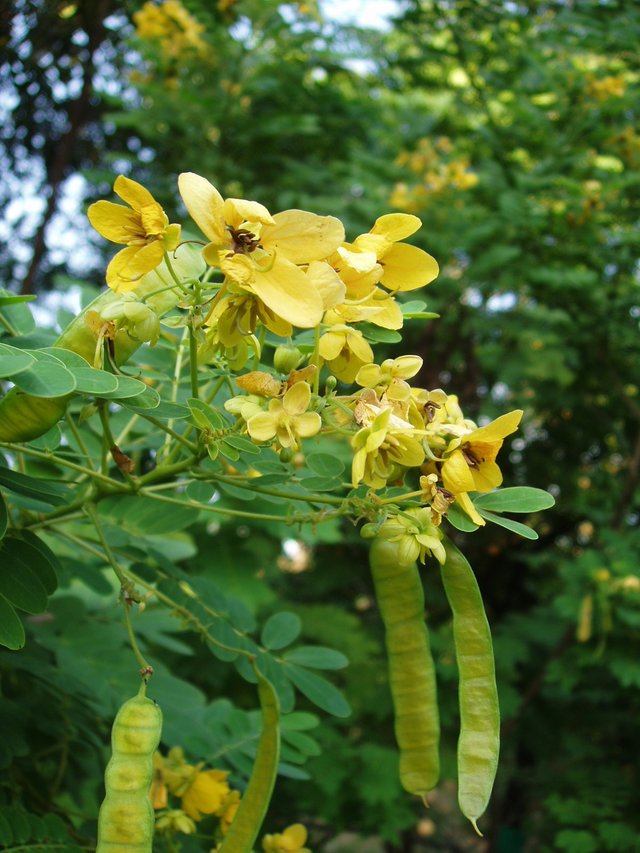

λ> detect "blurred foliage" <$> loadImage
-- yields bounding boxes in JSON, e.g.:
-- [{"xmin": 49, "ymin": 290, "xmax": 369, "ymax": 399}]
[{"xmin": 1, "ymin": 0, "xmax": 640, "ymax": 852}]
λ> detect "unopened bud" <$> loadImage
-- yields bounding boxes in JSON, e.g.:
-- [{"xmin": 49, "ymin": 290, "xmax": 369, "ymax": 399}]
[{"xmin": 274, "ymin": 345, "xmax": 304, "ymax": 374}]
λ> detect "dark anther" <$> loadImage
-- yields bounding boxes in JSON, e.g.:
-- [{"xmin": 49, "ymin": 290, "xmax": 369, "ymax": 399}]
[
  {"xmin": 462, "ymin": 447, "xmax": 482, "ymax": 467},
  {"xmin": 228, "ymin": 226, "xmax": 261, "ymax": 254}
]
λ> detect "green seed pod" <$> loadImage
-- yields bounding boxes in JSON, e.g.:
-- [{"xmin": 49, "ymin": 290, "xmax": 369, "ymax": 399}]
[
  {"xmin": 96, "ymin": 686, "xmax": 163, "ymax": 853},
  {"xmin": 440, "ymin": 537, "xmax": 499, "ymax": 836},
  {"xmin": 369, "ymin": 537, "xmax": 439, "ymax": 798}
]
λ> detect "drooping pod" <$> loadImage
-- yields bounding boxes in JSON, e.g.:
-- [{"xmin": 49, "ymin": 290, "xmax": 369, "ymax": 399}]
[
  {"xmin": 96, "ymin": 684, "xmax": 163, "ymax": 853},
  {"xmin": 369, "ymin": 537, "xmax": 440, "ymax": 797},
  {"xmin": 440, "ymin": 537, "xmax": 499, "ymax": 835}
]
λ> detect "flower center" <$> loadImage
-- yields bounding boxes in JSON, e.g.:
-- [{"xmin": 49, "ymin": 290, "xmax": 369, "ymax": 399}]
[{"xmin": 228, "ymin": 226, "xmax": 261, "ymax": 254}]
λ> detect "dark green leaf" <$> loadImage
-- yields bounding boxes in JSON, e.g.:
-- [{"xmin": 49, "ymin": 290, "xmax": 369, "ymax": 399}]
[
  {"xmin": 0, "ymin": 491, "xmax": 6, "ymax": 540},
  {"xmin": 475, "ymin": 487, "xmax": 555, "ymax": 513},
  {"xmin": 283, "ymin": 646, "xmax": 349, "ymax": 670},
  {"xmin": 285, "ymin": 664, "xmax": 352, "ymax": 717},
  {"xmin": 446, "ymin": 502, "xmax": 479, "ymax": 532},
  {"xmin": 0, "ymin": 343, "xmax": 36, "ymax": 377},
  {"xmin": 478, "ymin": 509, "xmax": 538, "ymax": 540},
  {"xmin": 0, "ymin": 467, "xmax": 71, "ymax": 506},
  {"xmin": 0, "ymin": 595, "xmax": 25, "ymax": 650},
  {"xmin": 12, "ymin": 351, "xmax": 76, "ymax": 397},
  {"xmin": 261, "ymin": 612, "xmax": 302, "ymax": 650},
  {"xmin": 3, "ymin": 536, "xmax": 58, "ymax": 595},
  {"xmin": 305, "ymin": 453, "xmax": 345, "ymax": 477},
  {"xmin": 0, "ymin": 549, "xmax": 48, "ymax": 613}
]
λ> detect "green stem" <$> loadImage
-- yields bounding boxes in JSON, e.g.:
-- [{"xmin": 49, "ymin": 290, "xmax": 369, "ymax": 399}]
[
  {"xmin": 122, "ymin": 599, "xmax": 153, "ymax": 677},
  {"xmin": 0, "ymin": 442, "xmax": 123, "ymax": 489},
  {"xmin": 189, "ymin": 321, "xmax": 199, "ymax": 399},
  {"xmin": 98, "ymin": 404, "xmax": 136, "ymax": 485},
  {"xmin": 137, "ymin": 413, "xmax": 198, "ymax": 452}
]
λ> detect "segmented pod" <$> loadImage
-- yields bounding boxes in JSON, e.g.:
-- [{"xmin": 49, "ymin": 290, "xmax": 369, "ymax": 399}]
[
  {"xmin": 218, "ymin": 668, "xmax": 280, "ymax": 853},
  {"xmin": 440, "ymin": 537, "xmax": 499, "ymax": 835},
  {"xmin": 369, "ymin": 537, "xmax": 440, "ymax": 797},
  {"xmin": 96, "ymin": 685, "xmax": 163, "ymax": 853}
]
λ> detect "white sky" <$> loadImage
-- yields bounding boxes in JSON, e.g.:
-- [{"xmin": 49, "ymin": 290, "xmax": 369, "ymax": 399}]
[{"xmin": 321, "ymin": 0, "xmax": 400, "ymax": 29}]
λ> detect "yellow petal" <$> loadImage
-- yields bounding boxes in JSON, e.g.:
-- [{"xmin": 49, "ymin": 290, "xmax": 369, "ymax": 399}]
[
  {"xmin": 163, "ymin": 222, "xmax": 181, "ymax": 251},
  {"xmin": 371, "ymin": 212, "xmax": 422, "ymax": 242},
  {"xmin": 318, "ymin": 330, "xmax": 345, "ymax": 361},
  {"xmin": 87, "ymin": 200, "xmax": 140, "ymax": 244},
  {"xmin": 456, "ymin": 491, "xmax": 486, "ymax": 526},
  {"xmin": 106, "ymin": 242, "xmax": 165, "ymax": 292},
  {"xmin": 113, "ymin": 175, "xmax": 157, "ymax": 211},
  {"xmin": 220, "ymin": 252, "xmax": 253, "ymax": 282},
  {"xmin": 247, "ymin": 412, "xmax": 278, "ymax": 442},
  {"xmin": 283, "ymin": 380, "xmax": 311, "ymax": 415},
  {"xmin": 178, "ymin": 172, "xmax": 227, "ymax": 244},
  {"xmin": 249, "ymin": 256, "xmax": 323, "ymax": 328},
  {"xmin": 306, "ymin": 261, "xmax": 346, "ymax": 310},
  {"xmin": 223, "ymin": 197, "xmax": 274, "ymax": 228},
  {"xmin": 469, "ymin": 410, "xmax": 523, "ymax": 443},
  {"xmin": 353, "ymin": 232, "xmax": 390, "ymax": 258},
  {"xmin": 262, "ymin": 210, "xmax": 345, "ymax": 264},
  {"xmin": 295, "ymin": 411, "xmax": 322, "ymax": 437},
  {"xmin": 355, "ymin": 363, "xmax": 381, "ymax": 387},
  {"xmin": 380, "ymin": 243, "xmax": 439, "ymax": 291},
  {"xmin": 283, "ymin": 823, "xmax": 308, "ymax": 845},
  {"xmin": 347, "ymin": 332, "xmax": 374, "ymax": 364},
  {"xmin": 441, "ymin": 449, "xmax": 476, "ymax": 494},
  {"xmin": 336, "ymin": 246, "xmax": 380, "ymax": 275},
  {"xmin": 391, "ymin": 354, "xmax": 423, "ymax": 379},
  {"xmin": 472, "ymin": 460, "xmax": 503, "ymax": 492}
]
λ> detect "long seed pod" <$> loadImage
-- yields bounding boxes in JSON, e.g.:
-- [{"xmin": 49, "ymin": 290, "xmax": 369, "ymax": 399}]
[
  {"xmin": 218, "ymin": 667, "xmax": 280, "ymax": 853},
  {"xmin": 96, "ymin": 683, "xmax": 163, "ymax": 853},
  {"xmin": 440, "ymin": 536, "xmax": 499, "ymax": 835},
  {"xmin": 0, "ymin": 247, "xmax": 201, "ymax": 442},
  {"xmin": 369, "ymin": 537, "xmax": 439, "ymax": 797}
]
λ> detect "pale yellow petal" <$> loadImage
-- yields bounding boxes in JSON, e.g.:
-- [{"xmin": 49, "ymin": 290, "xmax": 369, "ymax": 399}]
[
  {"xmin": 113, "ymin": 175, "xmax": 157, "ymax": 211},
  {"xmin": 469, "ymin": 410, "xmax": 523, "ymax": 443},
  {"xmin": 306, "ymin": 261, "xmax": 346, "ymax": 310},
  {"xmin": 441, "ymin": 449, "xmax": 476, "ymax": 494},
  {"xmin": 336, "ymin": 246, "xmax": 379, "ymax": 274},
  {"xmin": 392, "ymin": 355, "xmax": 423, "ymax": 378},
  {"xmin": 178, "ymin": 172, "xmax": 227, "ymax": 244},
  {"xmin": 283, "ymin": 380, "xmax": 311, "ymax": 415},
  {"xmin": 294, "ymin": 411, "xmax": 322, "ymax": 438},
  {"xmin": 249, "ymin": 256, "xmax": 323, "ymax": 328},
  {"xmin": 353, "ymin": 232, "xmax": 390, "ymax": 257},
  {"xmin": 220, "ymin": 252, "xmax": 253, "ymax": 282},
  {"xmin": 347, "ymin": 332, "xmax": 374, "ymax": 364},
  {"xmin": 87, "ymin": 200, "xmax": 140, "ymax": 244},
  {"xmin": 380, "ymin": 243, "xmax": 439, "ymax": 292},
  {"xmin": 223, "ymin": 197, "xmax": 274, "ymax": 228},
  {"xmin": 355, "ymin": 363, "xmax": 381, "ymax": 387},
  {"xmin": 371, "ymin": 212, "xmax": 421, "ymax": 242},
  {"xmin": 246, "ymin": 412, "xmax": 277, "ymax": 442},
  {"xmin": 262, "ymin": 210, "xmax": 345, "ymax": 264}
]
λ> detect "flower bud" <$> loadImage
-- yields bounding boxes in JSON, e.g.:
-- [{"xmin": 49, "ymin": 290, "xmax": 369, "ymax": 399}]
[{"xmin": 274, "ymin": 345, "xmax": 304, "ymax": 374}]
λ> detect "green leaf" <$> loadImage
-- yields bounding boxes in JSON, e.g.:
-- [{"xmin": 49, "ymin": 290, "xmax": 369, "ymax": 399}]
[
  {"xmin": 98, "ymin": 495, "xmax": 198, "ymax": 535},
  {"xmin": 359, "ymin": 324, "xmax": 402, "ymax": 343},
  {"xmin": 0, "ymin": 492, "xmax": 7, "ymax": 540},
  {"xmin": 0, "ymin": 294, "xmax": 36, "ymax": 306},
  {"xmin": 305, "ymin": 453, "xmax": 345, "ymax": 477},
  {"xmin": 120, "ymin": 386, "xmax": 161, "ymax": 411},
  {"xmin": 0, "ymin": 467, "xmax": 71, "ymax": 506},
  {"xmin": 27, "ymin": 425, "xmax": 62, "ymax": 452},
  {"xmin": 12, "ymin": 351, "xmax": 76, "ymax": 397},
  {"xmin": 188, "ymin": 398, "xmax": 224, "ymax": 429},
  {"xmin": 223, "ymin": 434, "xmax": 260, "ymax": 454},
  {"xmin": 474, "ymin": 487, "xmax": 555, "ymax": 513},
  {"xmin": 478, "ymin": 509, "xmax": 538, "ymax": 540},
  {"xmin": 98, "ymin": 375, "xmax": 148, "ymax": 399},
  {"xmin": 0, "ymin": 595, "xmax": 25, "ymax": 650},
  {"xmin": 446, "ymin": 502, "xmax": 479, "ymax": 532},
  {"xmin": 3, "ymin": 536, "xmax": 58, "ymax": 595},
  {"xmin": 284, "ymin": 664, "xmax": 352, "ymax": 717},
  {"xmin": 0, "ymin": 343, "xmax": 36, "ymax": 377},
  {"xmin": 261, "ymin": 612, "xmax": 302, "ymax": 650},
  {"xmin": 283, "ymin": 646, "xmax": 349, "ymax": 670},
  {"xmin": 0, "ymin": 546, "xmax": 48, "ymax": 613},
  {"xmin": 19, "ymin": 530, "xmax": 63, "ymax": 587}
]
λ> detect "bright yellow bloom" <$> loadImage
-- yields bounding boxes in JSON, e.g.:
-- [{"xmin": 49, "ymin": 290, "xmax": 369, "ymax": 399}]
[
  {"xmin": 352, "ymin": 213, "xmax": 439, "ymax": 293},
  {"xmin": 324, "ymin": 287, "xmax": 404, "ymax": 330},
  {"xmin": 376, "ymin": 508, "xmax": 446, "ymax": 565},
  {"xmin": 181, "ymin": 769, "xmax": 230, "ymax": 821},
  {"xmin": 440, "ymin": 410, "xmax": 523, "ymax": 525},
  {"xmin": 178, "ymin": 173, "xmax": 345, "ymax": 329},
  {"xmin": 319, "ymin": 324, "xmax": 374, "ymax": 383},
  {"xmin": 247, "ymin": 381, "xmax": 321, "ymax": 450},
  {"xmin": 218, "ymin": 790, "xmax": 241, "ymax": 835},
  {"xmin": 351, "ymin": 406, "xmax": 425, "ymax": 489},
  {"xmin": 87, "ymin": 176, "xmax": 181, "ymax": 292},
  {"xmin": 134, "ymin": 1, "xmax": 206, "ymax": 56},
  {"xmin": 263, "ymin": 822, "xmax": 311, "ymax": 853}
]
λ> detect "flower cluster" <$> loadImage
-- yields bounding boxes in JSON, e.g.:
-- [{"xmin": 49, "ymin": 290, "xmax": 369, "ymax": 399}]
[
  {"xmin": 133, "ymin": 0, "xmax": 206, "ymax": 57},
  {"xmin": 391, "ymin": 136, "xmax": 478, "ymax": 213},
  {"xmin": 87, "ymin": 172, "xmax": 522, "ymax": 549}
]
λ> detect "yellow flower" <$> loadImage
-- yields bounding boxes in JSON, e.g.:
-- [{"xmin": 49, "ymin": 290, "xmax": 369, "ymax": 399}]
[
  {"xmin": 318, "ymin": 324, "xmax": 374, "ymax": 383},
  {"xmin": 155, "ymin": 808, "xmax": 197, "ymax": 835},
  {"xmin": 247, "ymin": 381, "xmax": 321, "ymax": 450},
  {"xmin": 87, "ymin": 175, "xmax": 181, "ymax": 292},
  {"xmin": 178, "ymin": 173, "xmax": 345, "ymax": 329},
  {"xmin": 181, "ymin": 769, "xmax": 230, "ymax": 821},
  {"xmin": 440, "ymin": 410, "xmax": 523, "ymax": 525},
  {"xmin": 355, "ymin": 355, "xmax": 423, "ymax": 402},
  {"xmin": 376, "ymin": 508, "xmax": 446, "ymax": 565},
  {"xmin": 351, "ymin": 406, "xmax": 425, "ymax": 489},
  {"xmin": 218, "ymin": 790, "xmax": 241, "ymax": 834},
  {"xmin": 352, "ymin": 213, "xmax": 439, "ymax": 293},
  {"xmin": 263, "ymin": 822, "xmax": 311, "ymax": 853}
]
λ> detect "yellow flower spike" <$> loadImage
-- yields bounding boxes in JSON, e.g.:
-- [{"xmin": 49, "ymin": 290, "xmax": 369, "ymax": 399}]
[
  {"xmin": 356, "ymin": 355, "xmax": 423, "ymax": 401},
  {"xmin": 351, "ymin": 406, "xmax": 425, "ymax": 489},
  {"xmin": 246, "ymin": 381, "xmax": 321, "ymax": 450},
  {"xmin": 87, "ymin": 175, "xmax": 181, "ymax": 292},
  {"xmin": 181, "ymin": 769, "xmax": 231, "ymax": 821},
  {"xmin": 263, "ymin": 822, "xmax": 311, "ymax": 853},
  {"xmin": 318, "ymin": 325, "xmax": 374, "ymax": 383}
]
